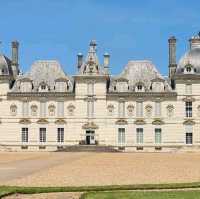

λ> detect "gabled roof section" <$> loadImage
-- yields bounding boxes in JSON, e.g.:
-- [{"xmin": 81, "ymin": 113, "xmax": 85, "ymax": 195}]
[{"xmin": 78, "ymin": 40, "xmax": 104, "ymax": 75}]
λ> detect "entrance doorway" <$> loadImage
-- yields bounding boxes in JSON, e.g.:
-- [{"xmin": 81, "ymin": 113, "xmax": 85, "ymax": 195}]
[{"xmin": 86, "ymin": 130, "xmax": 95, "ymax": 145}]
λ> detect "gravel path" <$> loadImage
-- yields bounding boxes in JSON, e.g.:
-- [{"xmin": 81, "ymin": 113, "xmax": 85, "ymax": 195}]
[
  {"xmin": 4, "ymin": 192, "xmax": 82, "ymax": 199},
  {"xmin": 1, "ymin": 152, "xmax": 200, "ymax": 186}
]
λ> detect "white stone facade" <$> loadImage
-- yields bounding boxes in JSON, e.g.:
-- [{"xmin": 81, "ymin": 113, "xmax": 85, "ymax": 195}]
[{"xmin": 1, "ymin": 34, "xmax": 200, "ymax": 152}]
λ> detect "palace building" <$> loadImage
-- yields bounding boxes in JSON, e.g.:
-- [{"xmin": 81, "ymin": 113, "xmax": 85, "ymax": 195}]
[{"xmin": 0, "ymin": 33, "xmax": 200, "ymax": 152}]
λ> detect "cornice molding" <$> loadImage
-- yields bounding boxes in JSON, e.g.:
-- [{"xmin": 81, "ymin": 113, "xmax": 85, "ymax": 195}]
[
  {"xmin": 7, "ymin": 92, "xmax": 74, "ymax": 99},
  {"xmin": 107, "ymin": 92, "xmax": 177, "ymax": 98}
]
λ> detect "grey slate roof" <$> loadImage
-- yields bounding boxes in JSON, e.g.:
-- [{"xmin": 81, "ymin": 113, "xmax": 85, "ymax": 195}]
[
  {"xmin": 12, "ymin": 60, "xmax": 73, "ymax": 92},
  {"xmin": 110, "ymin": 60, "xmax": 171, "ymax": 91},
  {"xmin": 0, "ymin": 54, "xmax": 13, "ymax": 76},
  {"xmin": 176, "ymin": 48, "xmax": 200, "ymax": 74}
]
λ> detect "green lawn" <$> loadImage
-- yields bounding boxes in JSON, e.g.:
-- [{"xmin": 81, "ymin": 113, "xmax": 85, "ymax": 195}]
[
  {"xmin": 81, "ymin": 191, "xmax": 200, "ymax": 199},
  {"xmin": 1, "ymin": 183, "xmax": 200, "ymax": 198}
]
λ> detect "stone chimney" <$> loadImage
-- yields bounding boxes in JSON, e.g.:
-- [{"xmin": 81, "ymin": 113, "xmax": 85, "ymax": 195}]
[
  {"xmin": 103, "ymin": 53, "xmax": 110, "ymax": 75},
  {"xmin": 168, "ymin": 36, "xmax": 177, "ymax": 79},
  {"xmin": 11, "ymin": 40, "xmax": 19, "ymax": 77},
  {"xmin": 77, "ymin": 53, "xmax": 83, "ymax": 71}
]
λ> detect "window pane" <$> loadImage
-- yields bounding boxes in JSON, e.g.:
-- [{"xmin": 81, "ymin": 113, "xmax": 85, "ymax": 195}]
[
  {"xmin": 57, "ymin": 128, "xmax": 64, "ymax": 143},
  {"xmin": 155, "ymin": 128, "xmax": 161, "ymax": 144},
  {"xmin": 186, "ymin": 133, "xmax": 193, "ymax": 144},
  {"xmin": 21, "ymin": 128, "xmax": 28, "ymax": 142},
  {"xmin": 185, "ymin": 102, "xmax": 192, "ymax": 117},
  {"xmin": 118, "ymin": 128, "xmax": 125, "ymax": 145},
  {"xmin": 39, "ymin": 128, "xmax": 46, "ymax": 142},
  {"xmin": 136, "ymin": 128, "xmax": 143, "ymax": 144}
]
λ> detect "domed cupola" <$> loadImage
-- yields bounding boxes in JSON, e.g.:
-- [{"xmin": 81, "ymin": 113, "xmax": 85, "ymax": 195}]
[{"xmin": 176, "ymin": 33, "xmax": 200, "ymax": 75}]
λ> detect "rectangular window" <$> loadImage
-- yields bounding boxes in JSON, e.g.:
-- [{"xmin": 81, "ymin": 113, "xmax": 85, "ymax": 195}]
[
  {"xmin": 118, "ymin": 101, "xmax": 125, "ymax": 118},
  {"xmin": 57, "ymin": 128, "xmax": 64, "ymax": 143},
  {"xmin": 39, "ymin": 128, "xmax": 46, "ymax": 143},
  {"xmin": 185, "ymin": 84, "xmax": 192, "ymax": 95},
  {"xmin": 185, "ymin": 125, "xmax": 193, "ymax": 144},
  {"xmin": 136, "ymin": 128, "xmax": 143, "ymax": 144},
  {"xmin": 155, "ymin": 102, "xmax": 161, "ymax": 117},
  {"xmin": 21, "ymin": 128, "xmax": 28, "ymax": 142},
  {"xmin": 185, "ymin": 101, "xmax": 192, "ymax": 117},
  {"xmin": 40, "ymin": 102, "xmax": 46, "ymax": 117},
  {"xmin": 87, "ymin": 83, "xmax": 94, "ymax": 95},
  {"xmin": 22, "ymin": 102, "xmax": 29, "ymax": 117},
  {"xmin": 186, "ymin": 133, "xmax": 193, "ymax": 144},
  {"xmin": 136, "ymin": 102, "xmax": 143, "ymax": 117},
  {"xmin": 57, "ymin": 101, "xmax": 64, "ymax": 117},
  {"xmin": 118, "ymin": 128, "xmax": 125, "ymax": 145},
  {"xmin": 155, "ymin": 128, "xmax": 162, "ymax": 144}
]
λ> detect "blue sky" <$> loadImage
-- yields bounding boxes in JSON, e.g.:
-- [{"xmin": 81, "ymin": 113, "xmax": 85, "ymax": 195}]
[{"xmin": 0, "ymin": 0, "xmax": 200, "ymax": 75}]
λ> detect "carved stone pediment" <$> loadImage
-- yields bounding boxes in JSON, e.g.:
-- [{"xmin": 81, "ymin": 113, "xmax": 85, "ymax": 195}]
[
  {"xmin": 183, "ymin": 119, "xmax": 195, "ymax": 125},
  {"xmin": 115, "ymin": 119, "xmax": 128, "ymax": 125},
  {"xmin": 82, "ymin": 122, "xmax": 99, "ymax": 129},
  {"xmin": 55, "ymin": 118, "xmax": 67, "ymax": 125},
  {"xmin": 19, "ymin": 118, "xmax": 31, "ymax": 124},
  {"xmin": 134, "ymin": 118, "xmax": 146, "ymax": 125},
  {"xmin": 152, "ymin": 118, "xmax": 165, "ymax": 125},
  {"xmin": 37, "ymin": 118, "xmax": 49, "ymax": 124},
  {"xmin": 182, "ymin": 96, "xmax": 195, "ymax": 102}
]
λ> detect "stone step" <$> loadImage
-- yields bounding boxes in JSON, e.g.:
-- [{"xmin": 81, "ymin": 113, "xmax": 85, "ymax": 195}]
[{"xmin": 56, "ymin": 145, "xmax": 119, "ymax": 152}]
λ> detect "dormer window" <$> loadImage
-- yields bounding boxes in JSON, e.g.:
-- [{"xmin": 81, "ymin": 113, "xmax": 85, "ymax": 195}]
[
  {"xmin": 137, "ymin": 85, "xmax": 143, "ymax": 90},
  {"xmin": 41, "ymin": 85, "xmax": 46, "ymax": 90},
  {"xmin": 186, "ymin": 66, "xmax": 191, "ymax": 72},
  {"xmin": 135, "ymin": 82, "xmax": 145, "ymax": 92},
  {"xmin": 39, "ymin": 82, "xmax": 48, "ymax": 92},
  {"xmin": 184, "ymin": 64, "xmax": 194, "ymax": 74}
]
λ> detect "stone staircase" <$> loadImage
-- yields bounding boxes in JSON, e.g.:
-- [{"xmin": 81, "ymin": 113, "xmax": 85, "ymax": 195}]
[{"xmin": 56, "ymin": 145, "xmax": 119, "ymax": 152}]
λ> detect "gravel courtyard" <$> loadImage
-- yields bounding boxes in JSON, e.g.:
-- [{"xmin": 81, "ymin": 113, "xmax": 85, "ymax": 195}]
[{"xmin": 1, "ymin": 152, "xmax": 200, "ymax": 187}]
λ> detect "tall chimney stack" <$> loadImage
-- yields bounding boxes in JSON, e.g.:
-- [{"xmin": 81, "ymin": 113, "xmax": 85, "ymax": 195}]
[
  {"xmin": 103, "ymin": 52, "xmax": 110, "ymax": 75},
  {"xmin": 11, "ymin": 40, "xmax": 19, "ymax": 77},
  {"xmin": 77, "ymin": 53, "xmax": 83, "ymax": 71},
  {"xmin": 168, "ymin": 36, "xmax": 177, "ymax": 79}
]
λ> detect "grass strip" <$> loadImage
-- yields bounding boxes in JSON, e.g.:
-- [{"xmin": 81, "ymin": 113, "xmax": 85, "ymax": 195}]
[{"xmin": 1, "ymin": 182, "xmax": 200, "ymax": 198}]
